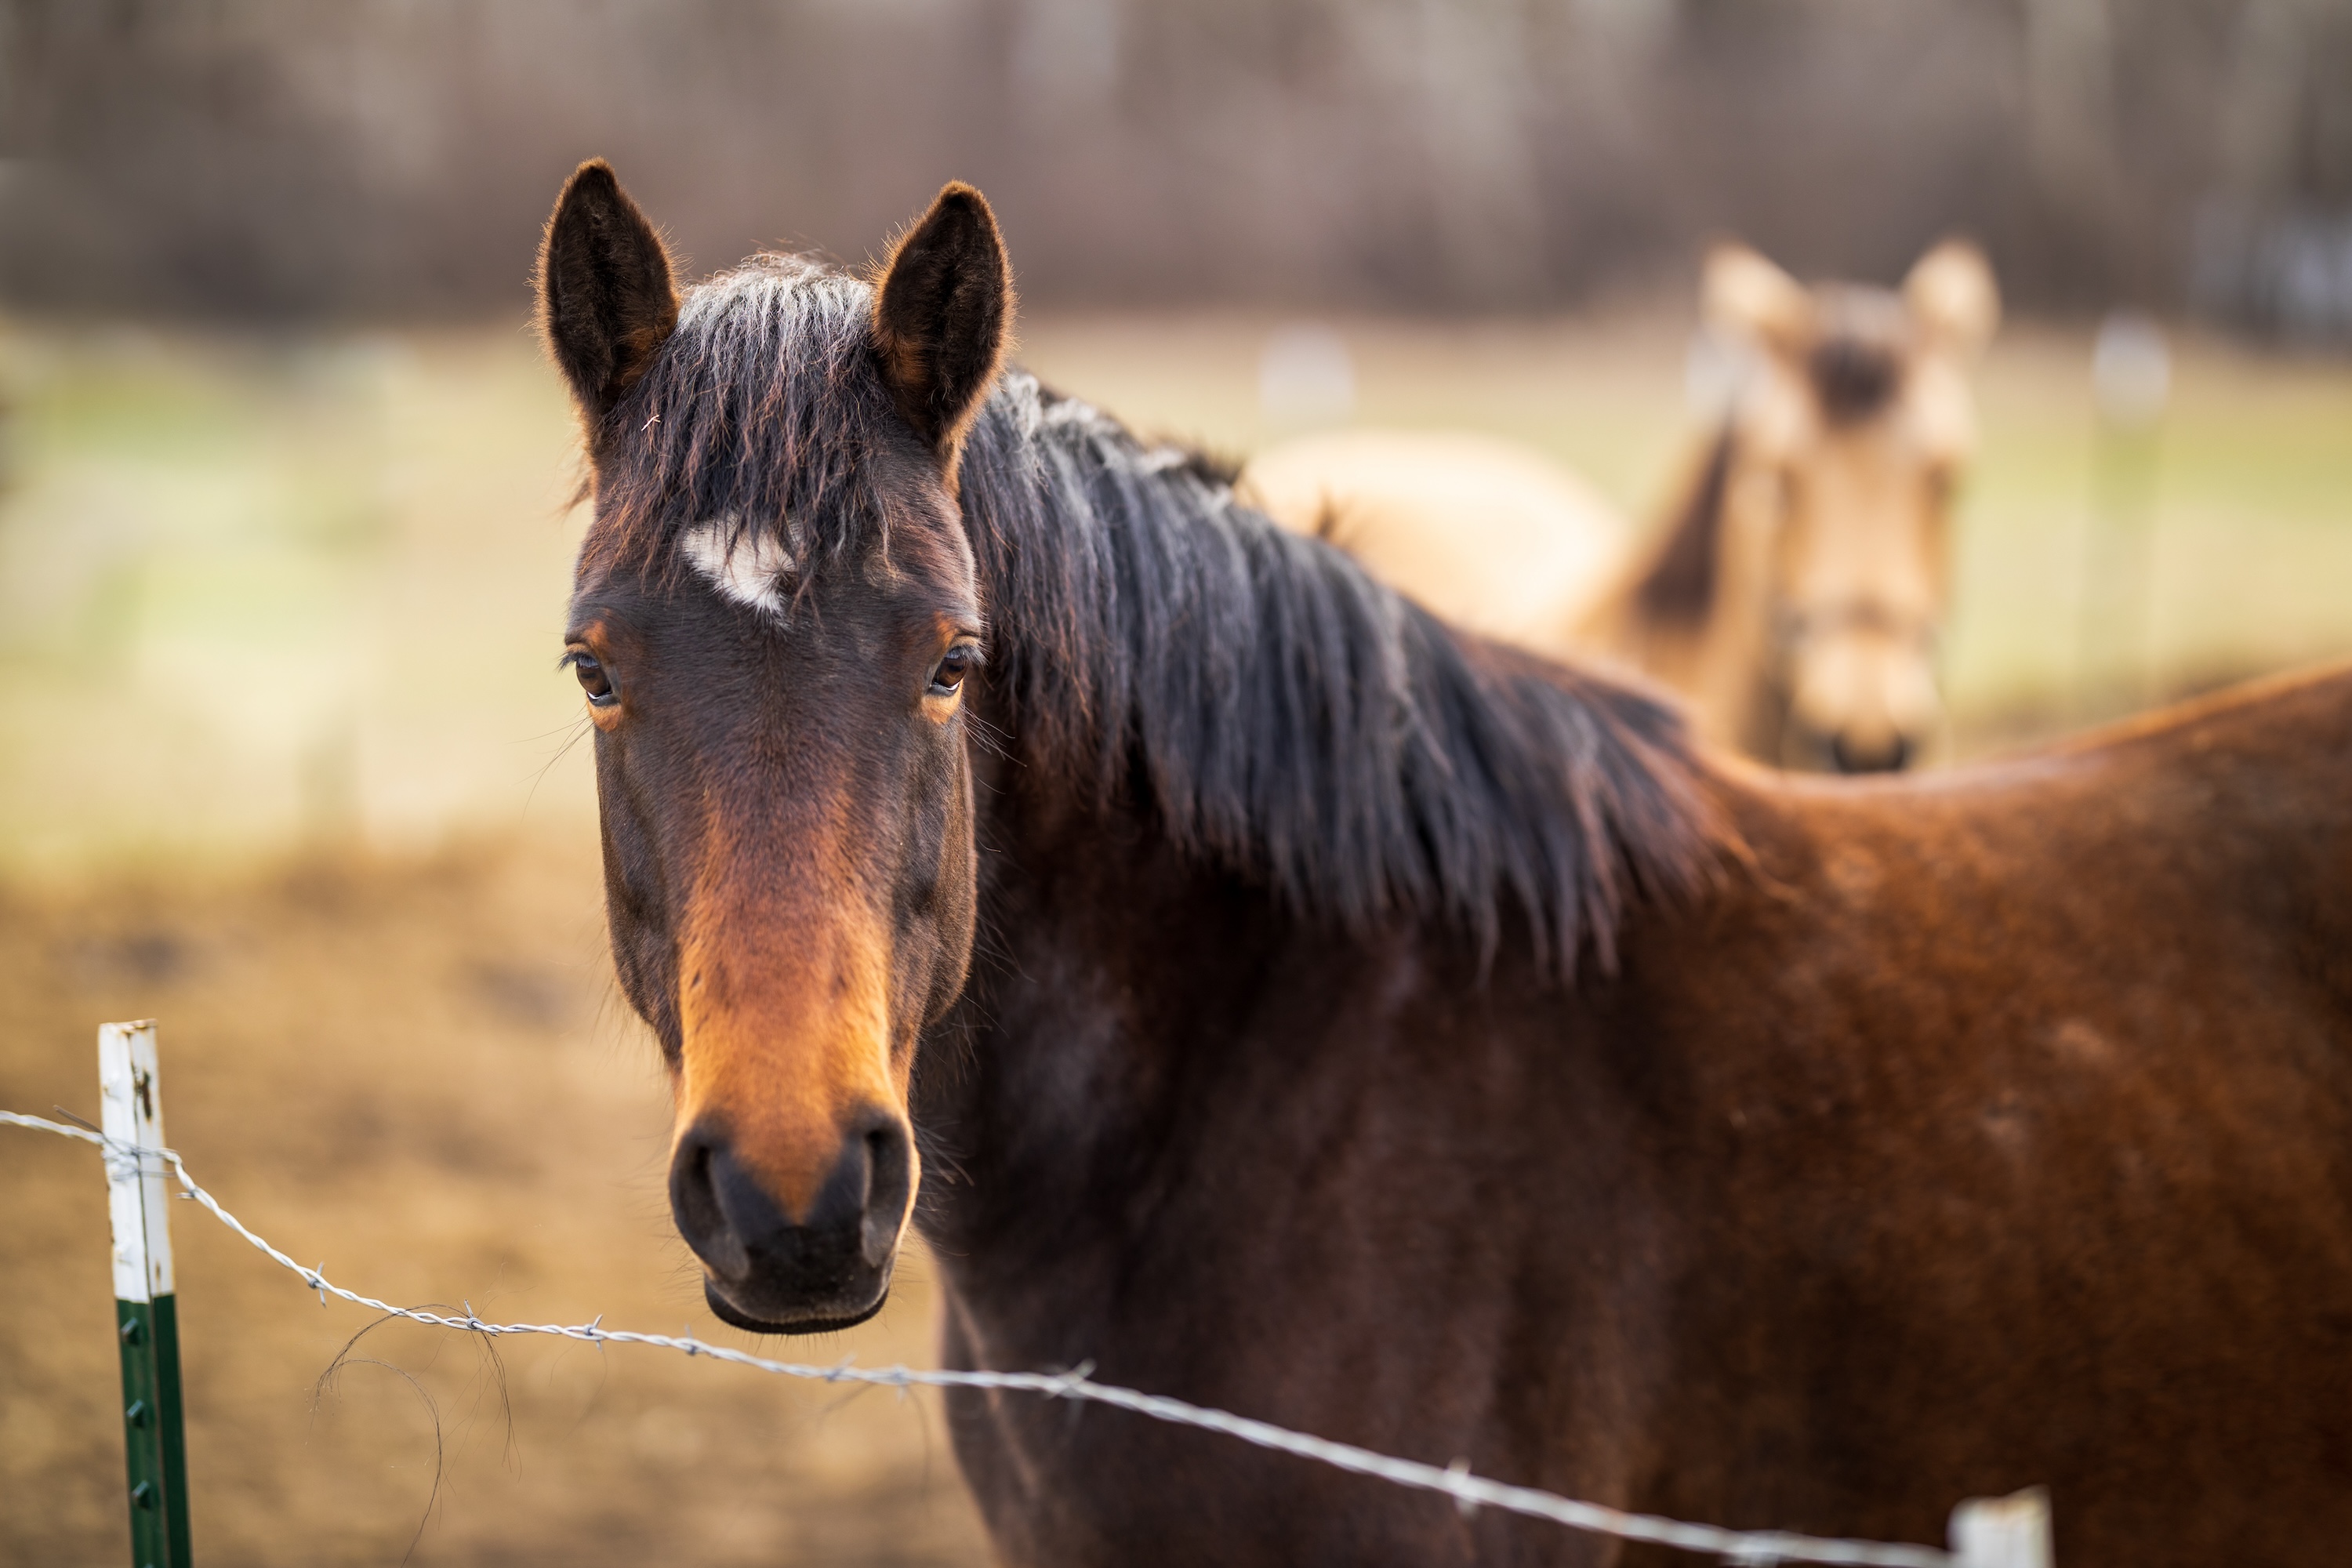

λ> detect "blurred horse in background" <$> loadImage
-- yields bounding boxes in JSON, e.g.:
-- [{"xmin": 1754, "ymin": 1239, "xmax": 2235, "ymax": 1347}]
[
  {"xmin": 1243, "ymin": 241, "xmax": 2000, "ymax": 772},
  {"xmin": 1239, "ymin": 428, "xmax": 1629, "ymax": 653}
]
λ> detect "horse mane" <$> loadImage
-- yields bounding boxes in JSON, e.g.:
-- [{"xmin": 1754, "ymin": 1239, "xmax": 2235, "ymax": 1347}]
[
  {"xmin": 586, "ymin": 254, "xmax": 1730, "ymax": 973},
  {"xmin": 1632, "ymin": 426, "xmax": 1734, "ymax": 629}
]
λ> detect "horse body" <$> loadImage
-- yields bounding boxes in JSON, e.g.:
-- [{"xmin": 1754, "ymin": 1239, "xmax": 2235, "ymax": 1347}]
[
  {"xmin": 1236, "ymin": 426, "xmax": 1629, "ymax": 650},
  {"xmin": 931, "ymin": 663, "xmax": 2352, "ymax": 1566},
  {"xmin": 535, "ymin": 165, "xmax": 2352, "ymax": 1565}
]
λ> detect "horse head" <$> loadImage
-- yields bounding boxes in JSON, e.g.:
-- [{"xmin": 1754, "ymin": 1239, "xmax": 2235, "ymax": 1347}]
[
  {"xmin": 538, "ymin": 163, "xmax": 1007, "ymax": 1331},
  {"xmin": 1701, "ymin": 239, "xmax": 1998, "ymax": 772}
]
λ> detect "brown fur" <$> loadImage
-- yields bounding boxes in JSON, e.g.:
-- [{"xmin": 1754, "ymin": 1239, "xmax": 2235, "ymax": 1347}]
[
  {"xmin": 535, "ymin": 161, "xmax": 679, "ymax": 447},
  {"xmin": 673, "ymin": 846, "xmax": 904, "ymax": 1219},
  {"xmin": 538, "ymin": 169, "xmax": 2352, "ymax": 1566},
  {"xmin": 873, "ymin": 182, "xmax": 1015, "ymax": 481},
  {"xmin": 926, "ymin": 664, "xmax": 2352, "ymax": 1568}
]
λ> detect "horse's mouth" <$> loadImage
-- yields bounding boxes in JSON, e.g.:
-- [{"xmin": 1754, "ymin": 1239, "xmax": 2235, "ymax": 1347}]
[{"xmin": 702, "ymin": 1275, "xmax": 891, "ymax": 1336}]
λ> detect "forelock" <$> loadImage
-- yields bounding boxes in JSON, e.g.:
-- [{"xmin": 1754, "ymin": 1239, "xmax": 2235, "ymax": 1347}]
[
  {"xmin": 579, "ymin": 255, "xmax": 907, "ymax": 586},
  {"xmin": 1802, "ymin": 285, "xmax": 1911, "ymax": 428}
]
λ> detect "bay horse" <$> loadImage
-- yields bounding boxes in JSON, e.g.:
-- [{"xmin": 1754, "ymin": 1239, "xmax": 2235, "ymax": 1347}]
[
  {"xmin": 539, "ymin": 162, "xmax": 2352, "ymax": 1566},
  {"xmin": 1241, "ymin": 242, "xmax": 2001, "ymax": 773}
]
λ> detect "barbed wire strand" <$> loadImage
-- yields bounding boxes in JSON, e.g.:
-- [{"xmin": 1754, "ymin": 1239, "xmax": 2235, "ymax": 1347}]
[{"xmin": 3, "ymin": 1108, "xmax": 1953, "ymax": 1568}]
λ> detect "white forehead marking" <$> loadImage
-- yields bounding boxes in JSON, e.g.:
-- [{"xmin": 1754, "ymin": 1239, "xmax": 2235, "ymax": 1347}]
[{"xmin": 678, "ymin": 515, "xmax": 795, "ymax": 619}]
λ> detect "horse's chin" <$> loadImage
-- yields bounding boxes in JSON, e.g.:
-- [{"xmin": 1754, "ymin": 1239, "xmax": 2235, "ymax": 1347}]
[{"xmin": 702, "ymin": 1276, "xmax": 891, "ymax": 1337}]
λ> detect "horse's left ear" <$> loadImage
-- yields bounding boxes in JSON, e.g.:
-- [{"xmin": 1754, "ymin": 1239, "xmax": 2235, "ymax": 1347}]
[
  {"xmin": 1904, "ymin": 240, "xmax": 2000, "ymax": 359},
  {"xmin": 874, "ymin": 183, "xmax": 1014, "ymax": 473}
]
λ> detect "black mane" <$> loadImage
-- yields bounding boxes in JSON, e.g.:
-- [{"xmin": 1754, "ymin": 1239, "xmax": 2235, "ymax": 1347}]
[
  {"xmin": 588, "ymin": 256, "xmax": 1729, "ymax": 972},
  {"xmin": 1632, "ymin": 426, "xmax": 1734, "ymax": 630}
]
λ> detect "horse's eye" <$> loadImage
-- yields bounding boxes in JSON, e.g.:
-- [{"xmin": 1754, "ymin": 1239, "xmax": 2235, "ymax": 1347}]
[
  {"xmin": 928, "ymin": 644, "xmax": 976, "ymax": 698},
  {"xmin": 569, "ymin": 652, "xmax": 618, "ymax": 707}
]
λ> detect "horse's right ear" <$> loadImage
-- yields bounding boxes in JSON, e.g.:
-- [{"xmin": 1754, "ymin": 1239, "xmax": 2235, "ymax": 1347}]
[
  {"xmin": 536, "ymin": 161, "xmax": 679, "ymax": 431},
  {"xmin": 1704, "ymin": 244, "xmax": 1812, "ymax": 357},
  {"xmin": 873, "ymin": 183, "xmax": 1014, "ymax": 474}
]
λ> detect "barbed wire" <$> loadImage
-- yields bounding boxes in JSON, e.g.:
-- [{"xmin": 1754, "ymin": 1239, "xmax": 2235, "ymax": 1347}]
[{"xmin": 4, "ymin": 1106, "xmax": 1961, "ymax": 1568}]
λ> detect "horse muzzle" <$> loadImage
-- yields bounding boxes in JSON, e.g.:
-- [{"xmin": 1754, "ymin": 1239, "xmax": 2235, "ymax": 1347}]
[
  {"xmin": 1828, "ymin": 728, "xmax": 1915, "ymax": 775},
  {"xmin": 668, "ymin": 1111, "xmax": 914, "ymax": 1333}
]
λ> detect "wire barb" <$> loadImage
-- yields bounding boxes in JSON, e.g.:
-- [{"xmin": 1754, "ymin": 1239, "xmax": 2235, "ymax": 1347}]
[
  {"xmin": 1447, "ymin": 1457, "xmax": 1479, "ymax": 1518},
  {"xmin": 4, "ymin": 1108, "xmax": 1965, "ymax": 1568}
]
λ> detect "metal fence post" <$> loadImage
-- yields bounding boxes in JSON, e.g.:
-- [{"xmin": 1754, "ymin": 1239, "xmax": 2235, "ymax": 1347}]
[{"xmin": 100, "ymin": 1020, "xmax": 192, "ymax": 1568}]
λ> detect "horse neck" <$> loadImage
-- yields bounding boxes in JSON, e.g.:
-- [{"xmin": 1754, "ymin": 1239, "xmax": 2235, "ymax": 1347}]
[
  {"xmin": 909, "ymin": 690, "xmax": 1327, "ymax": 1376},
  {"xmin": 913, "ymin": 386, "xmax": 1269, "ymax": 1268},
  {"xmin": 918, "ymin": 385, "xmax": 1441, "ymax": 1302},
  {"xmin": 913, "ymin": 374, "xmax": 1726, "ymax": 1305}
]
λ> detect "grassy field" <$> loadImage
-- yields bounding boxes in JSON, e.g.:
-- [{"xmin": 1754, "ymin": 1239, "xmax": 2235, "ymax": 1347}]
[
  {"xmin": 0, "ymin": 322, "xmax": 595, "ymax": 877},
  {"xmin": 0, "ymin": 310, "xmax": 2347, "ymax": 1565},
  {"xmin": 1, "ymin": 310, "xmax": 2347, "ymax": 869}
]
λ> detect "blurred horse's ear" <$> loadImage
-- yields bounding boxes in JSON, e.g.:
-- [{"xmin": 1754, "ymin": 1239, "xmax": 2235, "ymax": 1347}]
[
  {"xmin": 537, "ymin": 161, "xmax": 680, "ymax": 434},
  {"xmin": 1704, "ymin": 244, "xmax": 1812, "ymax": 357},
  {"xmin": 1904, "ymin": 239, "xmax": 2000, "ymax": 359},
  {"xmin": 873, "ymin": 183, "xmax": 1014, "ymax": 474}
]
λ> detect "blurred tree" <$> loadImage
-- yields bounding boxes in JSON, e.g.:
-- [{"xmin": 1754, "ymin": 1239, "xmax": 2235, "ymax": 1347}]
[{"xmin": 0, "ymin": 0, "xmax": 2345, "ymax": 326}]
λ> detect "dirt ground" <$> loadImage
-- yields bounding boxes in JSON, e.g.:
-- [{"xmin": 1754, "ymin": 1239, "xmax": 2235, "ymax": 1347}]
[{"xmin": 0, "ymin": 834, "xmax": 996, "ymax": 1566}]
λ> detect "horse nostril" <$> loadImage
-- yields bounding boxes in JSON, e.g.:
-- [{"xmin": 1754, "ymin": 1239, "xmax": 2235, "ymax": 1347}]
[
  {"xmin": 859, "ymin": 1119, "xmax": 913, "ymax": 1269},
  {"xmin": 669, "ymin": 1127, "xmax": 751, "ymax": 1282}
]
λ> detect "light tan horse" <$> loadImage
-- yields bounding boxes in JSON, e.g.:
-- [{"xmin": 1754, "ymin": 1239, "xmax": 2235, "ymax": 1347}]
[
  {"xmin": 1241, "ymin": 242, "xmax": 1999, "ymax": 771},
  {"xmin": 1239, "ymin": 428, "xmax": 1629, "ymax": 652}
]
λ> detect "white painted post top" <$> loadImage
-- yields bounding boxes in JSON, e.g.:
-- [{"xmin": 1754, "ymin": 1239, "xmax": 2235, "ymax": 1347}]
[
  {"xmin": 99, "ymin": 1020, "xmax": 174, "ymax": 1302},
  {"xmin": 1950, "ymin": 1487, "xmax": 2053, "ymax": 1568}
]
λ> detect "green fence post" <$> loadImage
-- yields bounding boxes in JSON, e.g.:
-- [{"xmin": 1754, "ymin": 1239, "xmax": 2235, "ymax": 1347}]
[{"xmin": 101, "ymin": 1020, "xmax": 192, "ymax": 1567}]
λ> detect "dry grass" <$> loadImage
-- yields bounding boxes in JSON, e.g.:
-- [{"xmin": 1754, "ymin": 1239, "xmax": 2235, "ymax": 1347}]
[{"xmin": 0, "ymin": 834, "xmax": 994, "ymax": 1566}]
